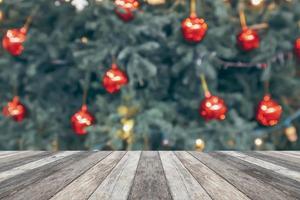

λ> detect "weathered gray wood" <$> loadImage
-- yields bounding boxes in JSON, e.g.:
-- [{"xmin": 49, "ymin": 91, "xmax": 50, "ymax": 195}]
[
  {"xmin": 189, "ymin": 151, "xmax": 293, "ymax": 200},
  {"xmin": 0, "ymin": 151, "xmax": 299, "ymax": 200},
  {"xmin": 0, "ymin": 152, "xmax": 89, "ymax": 199},
  {"xmin": 258, "ymin": 151, "xmax": 300, "ymax": 165},
  {"xmin": 213, "ymin": 152, "xmax": 300, "ymax": 199},
  {"xmin": 282, "ymin": 151, "xmax": 300, "ymax": 155},
  {"xmin": 0, "ymin": 151, "xmax": 21, "ymax": 158},
  {"xmin": 50, "ymin": 151, "xmax": 124, "ymax": 200},
  {"xmin": 245, "ymin": 151, "xmax": 300, "ymax": 172},
  {"xmin": 160, "ymin": 151, "xmax": 211, "ymax": 200},
  {"xmin": 0, "ymin": 151, "xmax": 18, "ymax": 155},
  {"xmin": 88, "ymin": 151, "xmax": 141, "ymax": 200},
  {"xmin": 7, "ymin": 151, "xmax": 111, "ymax": 200},
  {"xmin": 0, "ymin": 151, "xmax": 40, "ymax": 163},
  {"xmin": 0, "ymin": 151, "xmax": 52, "ymax": 172},
  {"xmin": 0, "ymin": 151, "xmax": 78, "ymax": 183},
  {"xmin": 224, "ymin": 152, "xmax": 300, "ymax": 182},
  {"xmin": 175, "ymin": 151, "xmax": 249, "ymax": 200},
  {"xmin": 128, "ymin": 151, "xmax": 172, "ymax": 200},
  {"xmin": 275, "ymin": 152, "xmax": 300, "ymax": 160}
]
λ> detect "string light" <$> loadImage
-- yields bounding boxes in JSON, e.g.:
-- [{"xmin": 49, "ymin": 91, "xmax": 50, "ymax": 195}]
[
  {"xmin": 122, "ymin": 119, "xmax": 134, "ymax": 133},
  {"xmin": 254, "ymin": 138, "xmax": 263, "ymax": 147},
  {"xmin": 250, "ymin": 0, "xmax": 264, "ymax": 7},
  {"xmin": 195, "ymin": 138, "xmax": 205, "ymax": 151},
  {"xmin": 162, "ymin": 139, "xmax": 169, "ymax": 146},
  {"xmin": 146, "ymin": 0, "xmax": 165, "ymax": 5},
  {"xmin": 71, "ymin": 0, "xmax": 89, "ymax": 11},
  {"xmin": 285, "ymin": 125, "xmax": 298, "ymax": 142},
  {"xmin": 0, "ymin": 11, "xmax": 4, "ymax": 21},
  {"xmin": 80, "ymin": 37, "xmax": 88, "ymax": 44}
]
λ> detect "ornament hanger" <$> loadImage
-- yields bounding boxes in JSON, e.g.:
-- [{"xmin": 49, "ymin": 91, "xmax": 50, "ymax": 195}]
[
  {"xmin": 82, "ymin": 71, "xmax": 91, "ymax": 105},
  {"xmin": 263, "ymin": 80, "xmax": 270, "ymax": 95},
  {"xmin": 190, "ymin": 0, "xmax": 197, "ymax": 16},
  {"xmin": 199, "ymin": 73, "xmax": 210, "ymax": 97},
  {"xmin": 239, "ymin": 8, "xmax": 247, "ymax": 29},
  {"xmin": 238, "ymin": 2, "xmax": 268, "ymax": 31},
  {"xmin": 23, "ymin": 5, "xmax": 39, "ymax": 32}
]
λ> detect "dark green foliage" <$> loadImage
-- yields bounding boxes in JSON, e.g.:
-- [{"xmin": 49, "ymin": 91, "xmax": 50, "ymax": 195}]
[{"xmin": 0, "ymin": 0, "xmax": 299, "ymax": 150}]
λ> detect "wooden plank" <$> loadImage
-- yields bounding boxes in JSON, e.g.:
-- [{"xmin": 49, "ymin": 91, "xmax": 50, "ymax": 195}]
[
  {"xmin": 0, "ymin": 152, "xmax": 90, "ymax": 199},
  {"xmin": 0, "ymin": 151, "xmax": 43, "ymax": 163},
  {"xmin": 160, "ymin": 151, "xmax": 211, "ymax": 200},
  {"xmin": 128, "ymin": 151, "xmax": 172, "ymax": 200},
  {"xmin": 175, "ymin": 151, "xmax": 249, "ymax": 200},
  {"xmin": 189, "ymin": 151, "xmax": 292, "ymax": 200},
  {"xmin": 258, "ymin": 151, "xmax": 300, "ymax": 165},
  {"xmin": 275, "ymin": 152, "xmax": 300, "ymax": 160},
  {"xmin": 8, "ymin": 151, "xmax": 111, "ymax": 200},
  {"xmin": 88, "ymin": 151, "xmax": 140, "ymax": 200},
  {"xmin": 214, "ymin": 152, "xmax": 300, "ymax": 199},
  {"xmin": 247, "ymin": 152, "xmax": 300, "ymax": 171},
  {"xmin": 0, "ymin": 151, "xmax": 17, "ymax": 155},
  {"xmin": 282, "ymin": 151, "xmax": 300, "ymax": 155},
  {"xmin": 0, "ymin": 151, "xmax": 78, "ymax": 183},
  {"xmin": 0, "ymin": 151, "xmax": 21, "ymax": 158},
  {"xmin": 50, "ymin": 151, "xmax": 124, "ymax": 200},
  {"xmin": 0, "ymin": 151, "xmax": 52, "ymax": 172},
  {"xmin": 223, "ymin": 152, "xmax": 300, "ymax": 182}
]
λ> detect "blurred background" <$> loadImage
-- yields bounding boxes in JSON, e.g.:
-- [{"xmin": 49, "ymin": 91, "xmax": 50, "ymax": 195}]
[{"xmin": 0, "ymin": 0, "xmax": 299, "ymax": 151}]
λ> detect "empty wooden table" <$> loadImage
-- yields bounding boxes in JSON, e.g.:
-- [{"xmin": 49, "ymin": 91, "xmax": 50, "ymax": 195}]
[{"xmin": 0, "ymin": 151, "xmax": 299, "ymax": 200}]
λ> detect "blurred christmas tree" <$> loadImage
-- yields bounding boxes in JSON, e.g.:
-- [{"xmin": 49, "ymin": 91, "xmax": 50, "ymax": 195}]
[{"xmin": 0, "ymin": 0, "xmax": 299, "ymax": 151}]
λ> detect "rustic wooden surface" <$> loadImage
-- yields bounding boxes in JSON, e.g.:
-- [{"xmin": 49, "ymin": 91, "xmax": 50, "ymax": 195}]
[{"xmin": 0, "ymin": 151, "xmax": 299, "ymax": 200}]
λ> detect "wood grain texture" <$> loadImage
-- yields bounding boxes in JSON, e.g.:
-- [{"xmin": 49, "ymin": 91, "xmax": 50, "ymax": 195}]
[
  {"xmin": 274, "ymin": 151, "xmax": 300, "ymax": 160},
  {"xmin": 0, "ymin": 152, "xmax": 90, "ymax": 199},
  {"xmin": 0, "ymin": 151, "xmax": 22, "ymax": 158},
  {"xmin": 213, "ymin": 152, "xmax": 300, "ymax": 199},
  {"xmin": 175, "ymin": 151, "xmax": 249, "ymax": 200},
  {"xmin": 0, "ymin": 151, "xmax": 52, "ymax": 173},
  {"xmin": 190, "ymin": 151, "xmax": 292, "ymax": 200},
  {"xmin": 0, "ymin": 151, "xmax": 298, "ymax": 200},
  {"xmin": 223, "ymin": 152, "xmax": 300, "ymax": 182},
  {"xmin": 8, "ymin": 151, "xmax": 111, "ymax": 200},
  {"xmin": 128, "ymin": 151, "xmax": 172, "ymax": 200},
  {"xmin": 50, "ymin": 151, "xmax": 124, "ymax": 200},
  {"xmin": 258, "ymin": 151, "xmax": 300, "ymax": 165},
  {"xmin": 244, "ymin": 151, "xmax": 300, "ymax": 172},
  {"xmin": 0, "ymin": 151, "xmax": 77, "ymax": 183},
  {"xmin": 282, "ymin": 151, "xmax": 300, "ymax": 155},
  {"xmin": 160, "ymin": 151, "xmax": 211, "ymax": 200},
  {"xmin": 88, "ymin": 151, "xmax": 141, "ymax": 200}
]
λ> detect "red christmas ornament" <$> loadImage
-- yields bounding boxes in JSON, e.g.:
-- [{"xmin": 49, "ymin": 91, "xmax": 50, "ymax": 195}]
[
  {"xmin": 71, "ymin": 104, "xmax": 95, "ymax": 135},
  {"xmin": 102, "ymin": 63, "xmax": 128, "ymax": 94},
  {"xmin": 199, "ymin": 93, "xmax": 227, "ymax": 121},
  {"xmin": 294, "ymin": 38, "xmax": 300, "ymax": 59},
  {"xmin": 3, "ymin": 96, "xmax": 27, "ymax": 122},
  {"xmin": 2, "ymin": 28, "xmax": 27, "ymax": 56},
  {"xmin": 115, "ymin": 0, "xmax": 139, "ymax": 22},
  {"xmin": 181, "ymin": 14, "xmax": 208, "ymax": 43},
  {"xmin": 256, "ymin": 95, "xmax": 282, "ymax": 126},
  {"xmin": 237, "ymin": 28, "xmax": 260, "ymax": 51}
]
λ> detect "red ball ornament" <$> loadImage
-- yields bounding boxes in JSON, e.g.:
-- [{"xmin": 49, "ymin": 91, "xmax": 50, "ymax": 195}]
[
  {"xmin": 2, "ymin": 28, "xmax": 27, "ymax": 56},
  {"xmin": 237, "ymin": 28, "xmax": 260, "ymax": 51},
  {"xmin": 3, "ymin": 96, "xmax": 27, "ymax": 122},
  {"xmin": 199, "ymin": 93, "xmax": 227, "ymax": 121},
  {"xmin": 256, "ymin": 95, "xmax": 282, "ymax": 126},
  {"xmin": 294, "ymin": 38, "xmax": 300, "ymax": 59},
  {"xmin": 102, "ymin": 63, "xmax": 128, "ymax": 94},
  {"xmin": 71, "ymin": 104, "xmax": 95, "ymax": 135},
  {"xmin": 115, "ymin": 0, "xmax": 139, "ymax": 22},
  {"xmin": 181, "ymin": 14, "xmax": 208, "ymax": 43}
]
